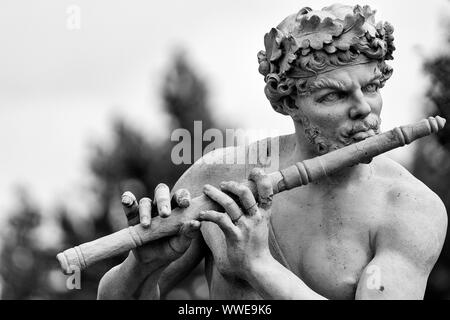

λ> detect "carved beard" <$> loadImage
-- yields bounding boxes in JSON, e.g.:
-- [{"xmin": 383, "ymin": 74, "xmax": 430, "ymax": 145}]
[
  {"xmin": 299, "ymin": 114, "xmax": 381, "ymax": 156},
  {"xmin": 298, "ymin": 114, "xmax": 335, "ymax": 155},
  {"xmin": 303, "ymin": 123, "xmax": 339, "ymax": 155}
]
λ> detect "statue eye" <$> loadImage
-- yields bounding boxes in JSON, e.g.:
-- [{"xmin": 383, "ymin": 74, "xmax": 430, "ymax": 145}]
[
  {"xmin": 319, "ymin": 92, "xmax": 344, "ymax": 103},
  {"xmin": 363, "ymin": 83, "xmax": 379, "ymax": 93}
]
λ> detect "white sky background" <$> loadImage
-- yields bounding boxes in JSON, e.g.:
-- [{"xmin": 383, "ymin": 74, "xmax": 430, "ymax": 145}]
[{"xmin": 0, "ymin": 0, "xmax": 449, "ymax": 222}]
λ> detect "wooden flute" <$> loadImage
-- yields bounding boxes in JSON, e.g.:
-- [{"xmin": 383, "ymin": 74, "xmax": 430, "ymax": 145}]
[{"xmin": 57, "ymin": 116, "xmax": 446, "ymax": 274}]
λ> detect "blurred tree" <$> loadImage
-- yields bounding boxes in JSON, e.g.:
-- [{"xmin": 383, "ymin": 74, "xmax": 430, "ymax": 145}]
[
  {"xmin": 0, "ymin": 52, "xmax": 225, "ymax": 299},
  {"xmin": 0, "ymin": 189, "xmax": 43, "ymax": 299},
  {"xmin": 412, "ymin": 42, "xmax": 450, "ymax": 299},
  {"xmin": 0, "ymin": 188, "xmax": 68, "ymax": 299}
]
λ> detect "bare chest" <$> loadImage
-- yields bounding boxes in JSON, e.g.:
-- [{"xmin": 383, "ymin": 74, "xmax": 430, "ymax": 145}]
[{"xmin": 269, "ymin": 185, "xmax": 379, "ymax": 299}]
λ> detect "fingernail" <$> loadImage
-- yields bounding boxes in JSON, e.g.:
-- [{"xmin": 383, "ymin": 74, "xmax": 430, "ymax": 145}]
[
  {"xmin": 203, "ymin": 185, "xmax": 210, "ymax": 192},
  {"xmin": 219, "ymin": 182, "xmax": 226, "ymax": 189},
  {"xmin": 155, "ymin": 183, "xmax": 169, "ymax": 192},
  {"xmin": 199, "ymin": 211, "xmax": 205, "ymax": 218},
  {"xmin": 121, "ymin": 194, "xmax": 134, "ymax": 207},
  {"xmin": 123, "ymin": 191, "xmax": 135, "ymax": 199}
]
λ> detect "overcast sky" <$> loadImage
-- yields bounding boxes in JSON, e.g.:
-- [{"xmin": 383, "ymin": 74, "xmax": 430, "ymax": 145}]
[{"xmin": 1, "ymin": 0, "xmax": 449, "ymax": 220}]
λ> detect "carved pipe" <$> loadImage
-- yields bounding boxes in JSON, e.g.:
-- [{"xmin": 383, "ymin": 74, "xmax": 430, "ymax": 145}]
[{"xmin": 56, "ymin": 116, "xmax": 446, "ymax": 274}]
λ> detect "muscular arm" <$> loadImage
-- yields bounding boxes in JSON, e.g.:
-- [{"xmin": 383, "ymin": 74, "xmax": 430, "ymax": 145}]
[
  {"xmin": 356, "ymin": 186, "xmax": 447, "ymax": 299},
  {"xmin": 97, "ymin": 236, "xmax": 205, "ymax": 300},
  {"xmin": 98, "ymin": 252, "xmax": 164, "ymax": 300},
  {"xmin": 158, "ymin": 235, "xmax": 206, "ymax": 297},
  {"xmin": 244, "ymin": 257, "xmax": 326, "ymax": 300}
]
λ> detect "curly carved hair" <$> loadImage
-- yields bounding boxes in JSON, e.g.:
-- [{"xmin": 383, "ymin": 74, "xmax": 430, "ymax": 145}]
[{"xmin": 258, "ymin": 4, "xmax": 395, "ymax": 115}]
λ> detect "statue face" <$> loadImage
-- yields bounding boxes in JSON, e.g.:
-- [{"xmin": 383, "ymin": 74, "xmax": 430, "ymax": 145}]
[{"xmin": 292, "ymin": 61, "xmax": 383, "ymax": 155}]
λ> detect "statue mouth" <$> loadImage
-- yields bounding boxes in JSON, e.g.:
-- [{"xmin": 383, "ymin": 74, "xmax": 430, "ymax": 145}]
[
  {"xmin": 340, "ymin": 117, "xmax": 381, "ymax": 144},
  {"xmin": 350, "ymin": 129, "xmax": 377, "ymax": 142},
  {"xmin": 339, "ymin": 127, "xmax": 379, "ymax": 145}
]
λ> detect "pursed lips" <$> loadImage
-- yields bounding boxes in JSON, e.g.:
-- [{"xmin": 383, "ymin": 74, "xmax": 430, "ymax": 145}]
[
  {"xmin": 339, "ymin": 126, "xmax": 379, "ymax": 145},
  {"xmin": 351, "ymin": 129, "xmax": 377, "ymax": 141}
]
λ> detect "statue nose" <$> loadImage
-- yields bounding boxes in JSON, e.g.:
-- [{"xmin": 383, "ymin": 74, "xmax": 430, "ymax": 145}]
[{"xmin": 349, "ymin": 92, "xmax": 371, "ymax": 120}]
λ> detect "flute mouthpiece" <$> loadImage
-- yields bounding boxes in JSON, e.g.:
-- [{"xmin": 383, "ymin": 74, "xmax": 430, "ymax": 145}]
[{"xmin": 435, "ymin": 116, "xmax": 446, "ymax": 130}]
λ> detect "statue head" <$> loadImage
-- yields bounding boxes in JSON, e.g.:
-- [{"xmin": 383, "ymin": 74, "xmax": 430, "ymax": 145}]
[{"xmin": 258, "ymin": 4, "xmax": 395, "ymax": 155}]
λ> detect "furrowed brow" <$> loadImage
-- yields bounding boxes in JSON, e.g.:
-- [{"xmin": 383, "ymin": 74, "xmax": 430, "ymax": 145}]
[{"xmin": 309, "ymin": 77, "xmax": 348, "ymax": 92}]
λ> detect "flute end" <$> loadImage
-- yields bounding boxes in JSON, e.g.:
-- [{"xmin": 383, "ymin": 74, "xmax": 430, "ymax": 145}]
[
  {"xmin": 57, "ymin": 252, "xmax": 71, "ymax": 275},
  {"xmin": 425, "ymin": 116, "xmax": 447, "ymax": 134},
  {"xmin": 435, "ymin": 116, "xmax": 446, "ymax": 130}
]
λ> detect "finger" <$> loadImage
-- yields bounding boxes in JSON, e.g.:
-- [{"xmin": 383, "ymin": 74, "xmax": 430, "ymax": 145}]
[
  {"xmin": 121, "ymin": 191, "xmax": 139, "ymax": 226},
  {"xmin": 167, "ymin": 220, "xmax": 201, "ymax": 254},
  {"xmin": 219, "ymin": 181, "xmax": 258, "ymax": 216},
  {"xmin": 180, "ymin": 220, "xmax": 201, "ymax": 239},
  {"xmin": 172, "ymin": 188, "xmax": 191, "ymax": 209},
  {"xmin": 249, "ymin": 168, "xmax": 274, "ymax": 210},
  {"xmin": 154, "ymin": 183, "xmax": 171, "ymax": 217},
  {"xmin": 198, "ymin": 210, "xmax": 239, "ymax": 238},
  {"xmin": 138, "ymin": 197, "xmax": 152, "ymax": 228},
  {"xmin": 203, "ymin": 184, "xmax": 243, "ymax": 221}
]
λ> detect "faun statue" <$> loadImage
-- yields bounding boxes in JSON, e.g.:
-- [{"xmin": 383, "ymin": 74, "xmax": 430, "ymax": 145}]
[{"xmin": 97, "ymin": 4, "xmax": 447, "ymax": 300}]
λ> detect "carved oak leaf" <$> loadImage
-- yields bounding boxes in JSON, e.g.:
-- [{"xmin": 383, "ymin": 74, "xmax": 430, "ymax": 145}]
[
  {"xmin": 279, "ymin": 37, "xmax": 298, "ymax": 74},
  {"xmin": 292, "ymin": 15, "xmax": 343, "ymax": 50},
  {"xmin": 332, "ymin": 13, "xmax": 366, "ymax": 51},
  {"xmin": 363, "ymin": 22, "xmax": 377, "ymax": 38},
  {"xmin": 279, "ymin": 52, "xmax": 297, "ymax": 74},
  {"xmin": 357, "ymin": 5, "xmax": 377, "ymax": 38},
  {"xmin": 264, "ymin": 28, "xmax": 284, "ymax": 62},
  {"xmin": 360, "ymin": 5, "xmax": 377, "ymax": 24}
]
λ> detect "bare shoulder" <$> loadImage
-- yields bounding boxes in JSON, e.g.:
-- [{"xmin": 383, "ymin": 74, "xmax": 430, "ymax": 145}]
[
  {"xmin": 372, "ymin": 156, "xmax": 447, "ymax": 272},
  {"xmin": 172, "ymin": 134, "xmax": 289, "ymax": 196},
  {"xmin": 172, "ymin": 144, "xmax": 250, "ymax": 197},
  {"xmin": 373, "ymin": 156, "xmax": 445, "ymax": 213}
]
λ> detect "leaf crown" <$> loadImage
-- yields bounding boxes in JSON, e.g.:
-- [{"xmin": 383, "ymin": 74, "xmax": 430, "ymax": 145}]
[{"xmin": 257, "ymin": 4, "xmax": 395, "ymax": 79}]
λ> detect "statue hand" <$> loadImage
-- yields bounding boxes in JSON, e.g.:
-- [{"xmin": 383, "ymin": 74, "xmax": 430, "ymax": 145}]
[
  {"xmin": 121, "ymin": 185, "xmax": 200, "ymax": 269},
  {"xmin": 199, "ymin": 168, "xmax": 274, "ymax": 280}
]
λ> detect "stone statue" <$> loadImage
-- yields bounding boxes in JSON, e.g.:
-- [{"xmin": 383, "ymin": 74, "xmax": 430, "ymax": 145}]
[{"xmin": 97, "ymin": 4, "xmax": 447, "ymax": 299}]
